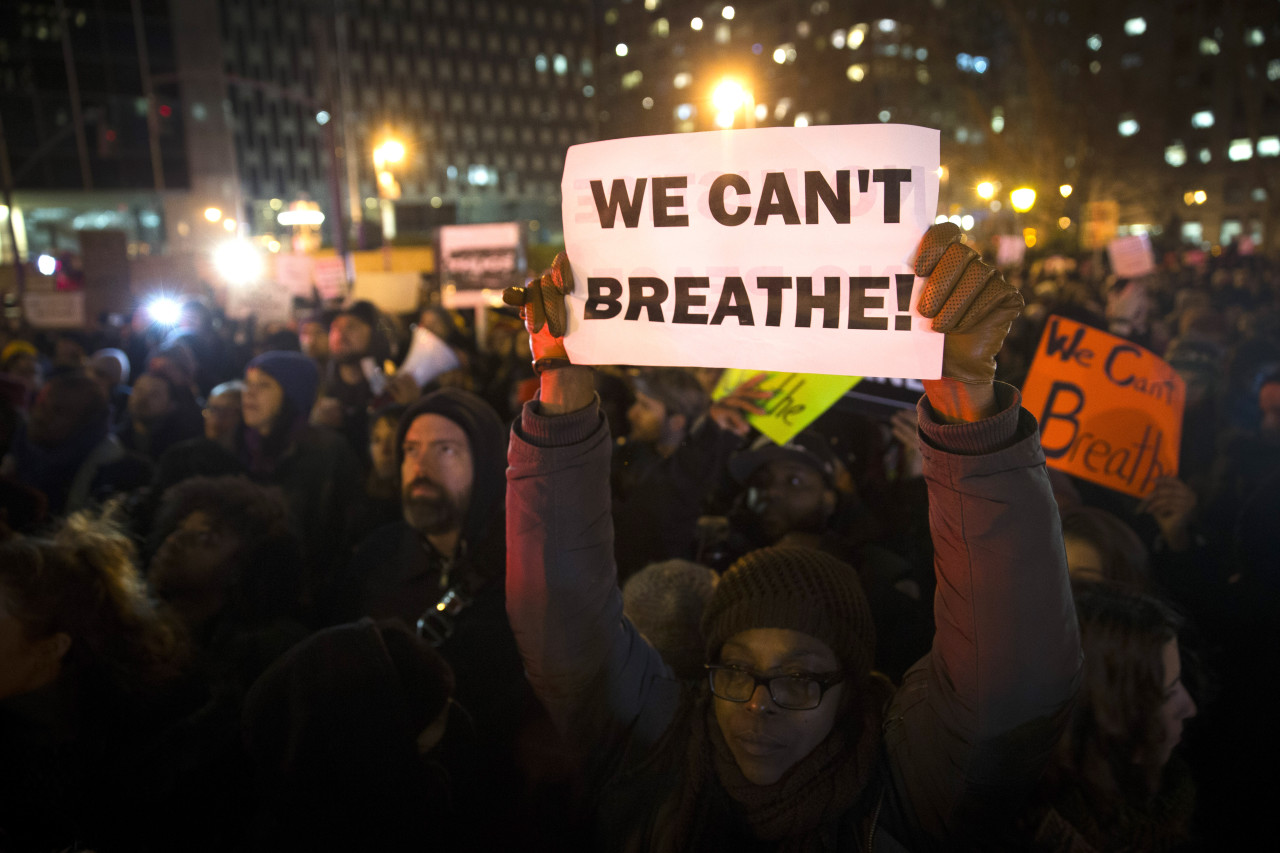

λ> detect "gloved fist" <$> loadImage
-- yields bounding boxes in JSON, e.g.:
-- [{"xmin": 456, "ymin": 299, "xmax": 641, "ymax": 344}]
[
  {"xmin": 502, "ymin": 252, "xmax": 574, "ymax": 369},
  {"xmin": 914, "ymin": 223, "xmax": 1024, "ymax": 385}
]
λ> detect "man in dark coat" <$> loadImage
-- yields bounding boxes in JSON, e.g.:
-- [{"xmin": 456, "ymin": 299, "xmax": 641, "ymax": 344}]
[{"xmin": 343, "ymin": 389, "xmax": 545, "ymax": 845}]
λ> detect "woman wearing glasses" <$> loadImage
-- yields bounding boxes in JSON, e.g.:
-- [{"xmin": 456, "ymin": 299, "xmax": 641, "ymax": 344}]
[{"xmin": 505, "ymin": 227, "xmax": 1082, "ymax": 850}]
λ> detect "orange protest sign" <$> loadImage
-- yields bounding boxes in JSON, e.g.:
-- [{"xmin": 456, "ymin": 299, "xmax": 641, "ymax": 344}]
[{"xmin": 1021, "ymin": 315, "xmax": 1185, "ymax": 498}]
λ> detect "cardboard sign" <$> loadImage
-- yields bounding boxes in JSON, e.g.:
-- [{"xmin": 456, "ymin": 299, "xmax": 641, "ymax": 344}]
[
  {"xmin": 312, "ymin": 257, "xmax": 347, "ymax": 300},
  {"xmin": 1108, "ymin": 234, "xmax": 1156, "ymax": 279},
  {"xmin": 560, "ymin": 124, "xmax": 943, "ymax": 377},
  {"xmin": 23, "ymin": 291, "xmax": 86, "ymax": 328},
  {"xmin": 438, "ymin": 223, "xmax": 525, "ymax": 291},
  {"xmin": 1021, "ymin": 315, "xmax": 1185, "ymax": 498},
  {"xmin": 714, "ymin": 368, "xmax": 861, "ymax": 445},
  {"xmin": 351, "ymin": 271, "xmax": 420, "ymax": 315}
]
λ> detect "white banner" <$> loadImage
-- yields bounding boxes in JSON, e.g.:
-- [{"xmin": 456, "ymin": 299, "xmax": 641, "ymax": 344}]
[
  {"xmin": 560, "ymin": 125, "xmax": 943, "ymax": 378},
  {"xmin": 24, "ymin": 291, "xmax": 86, "ymax": 329}
]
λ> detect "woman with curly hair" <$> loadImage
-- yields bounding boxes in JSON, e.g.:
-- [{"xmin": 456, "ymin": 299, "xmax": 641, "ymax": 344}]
[
  {"xmin": 1030, "ymin": 584, "xmax": 1200, "ymax": 851},
  {"xmin": 0, "ymin": 513, "xmax": 187, "ymax": 851}
]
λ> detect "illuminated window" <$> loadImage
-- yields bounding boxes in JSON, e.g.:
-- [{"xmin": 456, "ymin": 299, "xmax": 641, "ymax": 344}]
[
  {"xmin": 916, "ymin": 47, "xmax": 928, "ymax": 60},
  {"xmin": 691, "ymin": 17, "xmax": 703, "ymax": 31},
  {"xmin": 1118, "ymin": 116, "xmax": 1139, "ymax": 136},
  {"xmin": 991, "ymin": 113, "xmax": 1004, "ymax": 133},
  {"xmin": 831, "ymin": 29, "xmax": 846, "ymax": 48},
  {"xmin": 916, "ymin": 67, "xmax": 930, "ymax": 84},
  {"xmin": 716, "ymin": 23, "xmax": 731, "ymax": 43},
  {"xmin": 615, "ymin": 43, "xmax": 628, "ymax": 57},
  {"xmin": 878, "ymin": 110, "xmax": 891, "ymax": 122},
  {"xmin": 642, "ymin": 97, "xmax": 654, "ymax": 110},
  {"xmin": 1198, "ymin": 148, "xmax": 1211, "ymax": 164},
  {"xmin": 878, "ymin": 19, "xmax": 896, "ymax": 32},
  {"xmin": 848, "ymin": 25, "xmax": 866, "ymax": 49},
  {"xmin": 1090, "ymin": 61, "xmax": 1101, "ymax": 73},
  {"xmin": 1124, "ymin": 18, "xmax": 1146, "ymax": 36},
  {"xmin": 675, "ymin": 103, "xmax": 694, "ymax": 121},
  {"xmin": 1192, "ymin": 110, "xmax": 1214, "ymax": 128},
  {"xmin": 1268, "ymin": 59, "xmax": 1280, "ymax": 81},
  {"xmin": 673, "ymin": 72, "xmax": 692, "ymax": 89},
  {"xmin": 1229, "ymin": 139, "xmax": 1253, "ymax": 161},
  {"xmin": 754, "ymin": 103, "xmax": 768, "ymax": 122},
  {"xmin": 1087, "ymin": 34, "xmax": 1102, "ymax": 51},
  {"xmin": 1246, "ymin": 27, "xmax": 1264, "ymax": 46},
  {"xmin": 1199, "ymin": 37, "xmax": 1219, "ymax": 55},
  {"xmin": 1258, "ymin": 136, "xmax": 1280, "ymax": 157},
  {"xmin": 645, "ymin": 0, "xmax": 660, "ymax": 10},
  {"xmin": 956, "ymin": 53, "xmax": 972, "ymax": 71},
  {"xmin": 1252, "ymin": 188, "xmax": 1268, "ymax": 202},
  {"xmin": 1165, "ymin": 144, "xmax": 1186, "ymax": 167},
  {"xmin": 794, "ymin": 114, "xmax": 810, "ymax": 127},
  {"xmin": 846, "ymin": 64, "xmax": 866, "ymax": 81},
  {"xmin": 652, "ymin": 18, "xmax": 669, "ymax": 37},
  {"xmin": 774, "ymin": 98, "xmax": 792, "ymax": 120},
  {"xmin": 621, "ymin": 70, "xmax": 643, "ymax": 90},
  {"xmin": 722, "ymin": 5, "xmax": 735, "ymax": 20},
  {"xmin": 534, "ymin": 54, "xmax": 548, "ymax": 72},
  {"xmin": 553, "ymin": 55, "xmax": 568, "ymax": 75},
  {"xmin": 973, "ymin": 56, "xmax": 989, "ymax": 73}
]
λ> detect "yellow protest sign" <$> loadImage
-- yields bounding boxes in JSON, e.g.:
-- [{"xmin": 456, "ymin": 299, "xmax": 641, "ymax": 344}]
[
  {"xmin": 1021, "ymin": 315, "xmax": 1185, "ymax": 498},
  {"xmin": 713, "ymin": 369, "xmax": 861, "ymax": 445}
]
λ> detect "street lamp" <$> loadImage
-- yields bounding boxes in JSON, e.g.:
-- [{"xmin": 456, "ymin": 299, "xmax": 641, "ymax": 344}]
[
  {"xmin": 976, "ymin": 181, "xmax": 996, "ymax": 200},
  {"xmin": 711, "ymin": 77, "xmax": 754, "ymax": 128},
  {"xmin": 1010, "ymin": 187, "xmax": 1037, "ymax": 213},
  {"xmin": 373, "ymin": 137, "xmax": 406, "ymax": 244}
]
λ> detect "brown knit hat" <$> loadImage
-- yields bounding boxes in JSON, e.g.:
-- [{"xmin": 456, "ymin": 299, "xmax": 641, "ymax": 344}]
[{"xmin": 702, "ymin": 547, "xmax": 875, "ymax": 678}]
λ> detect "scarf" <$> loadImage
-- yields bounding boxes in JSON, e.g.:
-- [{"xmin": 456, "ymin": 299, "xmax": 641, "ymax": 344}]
[{"xmin": 658, "ymin": 688, "xmax": 882, "ymax": 852}]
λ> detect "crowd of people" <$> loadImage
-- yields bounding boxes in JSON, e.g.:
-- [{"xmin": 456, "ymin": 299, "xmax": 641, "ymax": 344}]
[{"xmin": 0, "ymin": 224, "xmax": 1275, "ymax": 851}]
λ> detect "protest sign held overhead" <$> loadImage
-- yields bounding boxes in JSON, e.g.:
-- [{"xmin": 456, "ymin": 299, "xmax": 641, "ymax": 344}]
[
  {"xmin": 560, "ymin": 125, "xmax": 943, "ymax": 378},
  {"xmin": 1021, "ymin": 315, "xmax": 1185, "ymax": 498},
  {"xmin": 713, "ymin": 369, "xmax": 861, "ymax": 445}
]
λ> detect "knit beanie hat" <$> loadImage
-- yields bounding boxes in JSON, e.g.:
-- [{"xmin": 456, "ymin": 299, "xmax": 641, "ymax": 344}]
[
  {"xmin": 702, "ymin": 546, "xmax": 875, "ymax": 679},
  {"xmin": 248, "ymin": 350, "xmax": 319, "ymax": 416},
  {"xmin": 623, "ymin": 559, "xmax": 719, "ymax": 680}
]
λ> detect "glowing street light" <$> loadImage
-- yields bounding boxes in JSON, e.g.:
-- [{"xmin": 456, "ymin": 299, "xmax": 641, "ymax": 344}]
[
  {"xmin": 976, "ymin": 181, "xmax": 996, "ymax": 200},
  {"xmin": 1059, "ymin": 184, "xmax": 1073, "ymax": 198},
  {"xmin": 373, "ymin": 139, "xmax": 406, "ymax": 171},
  {"xmin": 212, "ymin": 240, "xmax": 264, "ymax": 285},
  {"xmin": 203, "ymin": 207, "xmax": 223, "ymax": 223},
  {"xmin": 711, "ymin": 77, "xmax": 755, "ymax": 128},
  {"xmin": 1010, "ymin": 187, "xmax": 1037, "ymax": 212}
]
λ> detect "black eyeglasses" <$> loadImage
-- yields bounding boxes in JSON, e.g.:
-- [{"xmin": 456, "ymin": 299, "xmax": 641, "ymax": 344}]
[{"xmin": 705, "ymin": 664, "xmax": 846, "ymax": 711}]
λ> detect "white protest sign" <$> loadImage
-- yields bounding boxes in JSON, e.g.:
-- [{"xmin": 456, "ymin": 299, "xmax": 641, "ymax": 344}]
[
  {"xmin": 996, "ymin": 234, "xmax": 1027, "ymax": 267},
  {"xmin": 312, "ymin": 257, "xmax": 347, "ymax": 300},
  {"xmin": 275, "ymin": 254, "xmax": 314, "ymax": 297},
  {"xmin": 438, "ymin": 223, "xmax": 525, "ymax": 291},
  {"xmin": 226, "ymin": 281, "xmax": 293, "ymax": 324},
  {"xmin": 1108, "ymin": 233, "xmax": 1156, "ymax": 279},
  {"xmin": 561, "ymin": 125, "xmax": 943, "ymax": 378},
  {"xmin": 23, "ymin": 292, "xmax": 86, "ymax": 328},
  {"xmin": 399, "ymin": 326, "xmax": 461, "ymax": 387}
]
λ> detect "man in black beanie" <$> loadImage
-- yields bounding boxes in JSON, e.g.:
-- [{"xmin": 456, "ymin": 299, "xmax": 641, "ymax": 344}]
[{"xmin": 338, "ymin": 388, "xmax": 539, "ymax": 846}]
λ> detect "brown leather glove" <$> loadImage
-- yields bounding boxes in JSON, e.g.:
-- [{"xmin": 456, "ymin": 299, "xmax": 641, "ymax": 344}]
[
  {"xmin": 502, "ymin": 252, "xmax": 574, "ymax": 370},
  {"xmin": 914, "ymin": 223, "xmax": 1024, "ymax": 384}
]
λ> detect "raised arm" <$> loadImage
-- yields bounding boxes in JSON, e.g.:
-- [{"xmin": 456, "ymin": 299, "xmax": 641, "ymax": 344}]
[
  {"xmin": 504, "ymin": 256, "xmax": 677, "ymax": 750},
  {"xmin": 885, "ymin": 225, "xmax": 1082, "ymax": 844}
]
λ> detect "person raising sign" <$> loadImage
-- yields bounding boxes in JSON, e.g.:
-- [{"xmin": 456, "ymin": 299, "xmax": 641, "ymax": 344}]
[{"xmin": 503, "ymin": 223, "xmax": 1081, "ymax": 850}]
